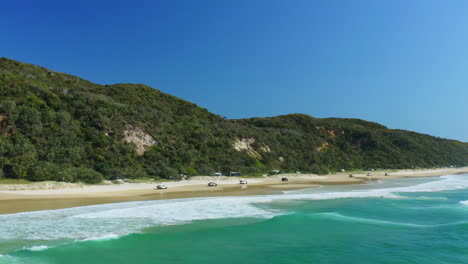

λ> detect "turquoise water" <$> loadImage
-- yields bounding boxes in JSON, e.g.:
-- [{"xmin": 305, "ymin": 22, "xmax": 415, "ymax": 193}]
[{"xmin": 2, "ymin": 174, "xmax": 468, "ymax": 263}]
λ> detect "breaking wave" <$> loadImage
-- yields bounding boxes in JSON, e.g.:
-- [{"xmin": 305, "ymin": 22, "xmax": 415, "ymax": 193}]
[
  {"xmin": 0, "ymin": 174, "xmax": 466, "ymax": 244},
  {"xmin": 313, "ymin": 212, "xmax": 428, "ymax": 227},
  {"xmin": 312, "ymin": 212, "xmax": 468, "ymax": 228},
  {"xmin": 25, "ymin": 246, "xmax": 49, "ymax": 251}
]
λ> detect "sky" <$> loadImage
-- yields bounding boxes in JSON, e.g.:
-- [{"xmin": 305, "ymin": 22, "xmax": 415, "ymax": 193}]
[{"xmin": 1, "ymin": 0, "xmax": 467, "ymax": 142}]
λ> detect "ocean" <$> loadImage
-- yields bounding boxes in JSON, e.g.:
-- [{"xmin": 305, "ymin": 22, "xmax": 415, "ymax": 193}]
[{"xmin": 1, "ymin": 174, "xmax": 468, "ymax": 263}]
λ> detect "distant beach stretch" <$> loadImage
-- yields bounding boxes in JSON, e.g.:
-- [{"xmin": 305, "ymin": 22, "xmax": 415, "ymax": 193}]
[{"xmin": 0, "ymin": 167, "xmax": 466, "ymax": 215}]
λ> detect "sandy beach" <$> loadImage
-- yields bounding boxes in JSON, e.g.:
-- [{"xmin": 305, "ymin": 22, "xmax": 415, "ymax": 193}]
[{"xmin": 0, "ymin": 167, "xmax": 467, "ymax": 215}]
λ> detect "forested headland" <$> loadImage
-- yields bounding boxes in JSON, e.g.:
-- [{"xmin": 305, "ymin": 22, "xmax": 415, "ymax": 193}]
[{"xmin": 1, "ymin": 58, "xmax": 467, "ymax": 183}]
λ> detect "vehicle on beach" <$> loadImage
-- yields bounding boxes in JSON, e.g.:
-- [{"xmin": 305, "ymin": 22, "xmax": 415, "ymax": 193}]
[
  {"xmin": 385, "ymin": 173, "xmax": 389, "ymax": 176},
  {"xmin": 156, "ymin": 184, "xmax": 167, "ymax": 189},
  {"xmin": 349, "ymin": 174, "xmax": 354, "ymax": 177},
  {"xmin": 110, "ymin": 174, "xmax": 126, "ymax": 183},
  {"xmin": 367, "ymin": 173, "xmax": 372, "ymax": 177},
  {"xmin": 208, "ymin": 182, "xmax": 217, "ymax": 187},
  {"xmin": 281, "ymin": 177, "xmax": 288, "ymax": 182},
  {"xmin": 239, "ymin": 179, "xmax": 248, "ymax": 184}
]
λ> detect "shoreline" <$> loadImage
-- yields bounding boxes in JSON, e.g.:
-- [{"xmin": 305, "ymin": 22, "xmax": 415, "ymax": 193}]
[{"xmin": 0, "ymin": 167, "xmax": 467, "ymax": 215}]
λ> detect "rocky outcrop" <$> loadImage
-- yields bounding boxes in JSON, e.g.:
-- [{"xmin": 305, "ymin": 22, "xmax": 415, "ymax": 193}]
[
  {"xmin": 316, "ymin": 142, "xmax": 329, "ymax": 152},
  {"xmin": 123, "ymin": 125, "xmax": 157, "ymax": 155},
  {"xmin": 233, "ymin": 138, "xmax": 261, "ymax": 158},
  {"xmin": 233, "ymin": 138, "xmax": 255, "ymax": 151},
  {"xmin": 259, "ymin": 145, "xmax": 271, "ymax": 152}
]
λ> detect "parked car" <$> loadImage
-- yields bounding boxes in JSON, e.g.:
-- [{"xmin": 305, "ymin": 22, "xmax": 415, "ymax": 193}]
[
  {"xmin": 156, "ymin": 184, "xmax": 167, "ymax": 189},
  {"xmin": 110, "ymin": 174, "xmax": 125, "ymax": 182},
  {"xmin": 208, "ymin": 182, "xmax": 218, "ymax": 187},
  {"xmin": 239, "ymin": 179, "xmax": 248, "ymax": 184},
  {"xmin": 281, "ymin": 177, "xmax": 288, "ymax": 182}
]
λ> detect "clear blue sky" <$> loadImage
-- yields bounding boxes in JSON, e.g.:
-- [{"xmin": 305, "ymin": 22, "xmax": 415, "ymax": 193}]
[{"xmin": 2, "ymin": 0, "xmax": 467, "ymax": 141}]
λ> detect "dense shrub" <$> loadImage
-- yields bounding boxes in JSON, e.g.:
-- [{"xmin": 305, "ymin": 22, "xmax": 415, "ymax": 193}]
[
  {"xmin": 59, "ymin": 167, "xmax": 104, "ymax": 184},
  {"xmin": 310, "ymin": 164, "xmax": 329, "ymax": 175},
  {"xmin": 73, "ymin": 168, "xmax": 103, "ymax": 184},
  {"xmin": 27, "ymin": 162, "xmax": 61, "ymax": 181}
]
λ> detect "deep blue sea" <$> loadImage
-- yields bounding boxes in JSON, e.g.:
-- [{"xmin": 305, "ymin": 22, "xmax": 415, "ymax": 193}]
[{"xmin": 1, "ymin": 174, "xmax": 468, "ymax": 263}]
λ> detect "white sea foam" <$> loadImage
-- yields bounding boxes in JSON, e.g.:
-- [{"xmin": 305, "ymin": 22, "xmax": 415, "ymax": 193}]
[
  {"xmin": 313, "ymin": 212, "xmax": 468, "ymax": 228},
  {"xmin": 0, "ymin": 174, "xmax": 466, "ymax": 243},
  {"xmin": 0, "ymin": 196, "xmax": 280, "ymax": 241},
  {"xmin": 314, "ymin": 212, "xmax": 428, "ymax": 227},
  {"xmin": 80, "ymin": 234, "xmax": 123, "ymax": 242},
  {"xmin": 459, "ymin": 200, "xmax": 468, "ymax": 206},
  {"xmin": 26, "ymin": 245, "xmax": 49, "ymax": 251}
]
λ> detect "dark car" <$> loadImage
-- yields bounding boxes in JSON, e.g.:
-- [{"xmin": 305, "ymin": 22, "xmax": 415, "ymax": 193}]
[{"xmin": 110, "ymin": 174, "xmax": 125, "ymax": 181}]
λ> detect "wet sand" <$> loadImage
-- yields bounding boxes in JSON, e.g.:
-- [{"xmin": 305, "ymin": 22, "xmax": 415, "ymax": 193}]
[
  {"xmin": 0, "ymin": 167, "xmax": 467, "ymax": 215},
  {"xmin": 0, "ymin": 183, "xmax": 319, "ymax": 214}
]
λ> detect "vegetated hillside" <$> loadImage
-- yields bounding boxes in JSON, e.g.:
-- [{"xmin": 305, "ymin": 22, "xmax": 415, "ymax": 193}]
[{"xmin": 0, "ymin": 58, "xmax": 467, "ymax": 183}]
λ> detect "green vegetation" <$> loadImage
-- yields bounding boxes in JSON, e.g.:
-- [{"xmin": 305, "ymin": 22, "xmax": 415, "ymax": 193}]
[
  {"xmin": 0, "ymin": 58, "xmax": 467, "ymax": 183},
  {"xmin": 0, "ymin": 178, "xmax": 30, "ymax": 184}
]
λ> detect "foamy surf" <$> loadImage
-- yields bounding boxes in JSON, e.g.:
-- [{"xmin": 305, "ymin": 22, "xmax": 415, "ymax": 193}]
[
  {"xmin": 80, "ymin": 234, "xmax": 123, "ymax": 242},
  {"xmin": 0, "ymin": 195, "xmax": 282, "ymax": 243},
  {"xmin": 460, "ymin": 200, "xmax": 468, "ymax": 206},
  {"xmin": 0, "ymin": 174, "xmax": 466, "ymax": 245},
  {"xmin": 313, "ymin": 212, "xmax": 429, "ymax": 228},
  {"xmin": 25, "ymin": 246, "xmax": 49, "ymax": 251},
  {"xmin": 312, "ymin": 212, "xmax": 468, "ymax": 228}
]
